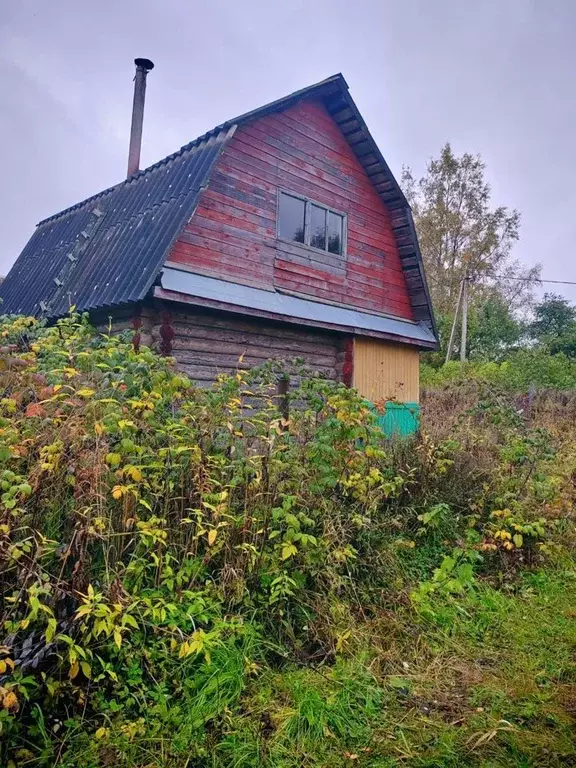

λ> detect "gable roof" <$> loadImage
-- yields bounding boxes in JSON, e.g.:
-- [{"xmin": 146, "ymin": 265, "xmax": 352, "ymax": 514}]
[{"xmin": 0, "ymin": 74, "xmax": 437, "ymax": 342}]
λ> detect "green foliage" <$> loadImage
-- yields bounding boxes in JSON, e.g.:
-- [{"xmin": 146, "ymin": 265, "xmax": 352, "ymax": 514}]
[
  {"xmin": 425, "ymin": 298, "xmax": 523, "ymax": 368},
  {"xmin": 403, "ymin": 143, "xmax": 540, "ymax": 317},
  {"xmin": 466, "ymin": 297, "xmax": 523, "ymax": 360},
  {"xmin": 422, "ymin": 347, "xmax": 576, "ymax": 391},
  {"xmin": 529, "ymin": 292, "xmax": 576, "ymax": 341},
  {"xmin": 0, "ymin": 314, "xmax": 575, "ymax": 767}
]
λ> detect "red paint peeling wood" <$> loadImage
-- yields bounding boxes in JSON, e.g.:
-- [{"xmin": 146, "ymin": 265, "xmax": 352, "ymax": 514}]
[
  {"xmin": 159, "ymin": 311, "xmax": 174, "ymax": 355},
  {"xmin": 342, "ymin": 337, "xmax": 354, "ymax": 387},
  {"xmin": 168, "ymin": 98, "xmax": 414, "ymax": 321}
]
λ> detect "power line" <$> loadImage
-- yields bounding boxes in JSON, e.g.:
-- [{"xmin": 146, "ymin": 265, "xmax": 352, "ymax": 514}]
[
  {"xmin": 428, "ymin": 272, "xmax": 576, "ymax": 287},
  {"xmin": 496, "ymin": 276, "xmax": 576, "ymax": 286}
]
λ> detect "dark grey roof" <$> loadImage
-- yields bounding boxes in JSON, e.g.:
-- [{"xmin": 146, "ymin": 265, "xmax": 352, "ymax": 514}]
[
  {"xmin": 0, "ymin": 127, "xmax": 234, "ymax": 316},
  {"xmin": 159, "ymin": 267, "xmax": 437, "ymax": 349},
  {"xmin": 0, "ymin": 74, "xmax": 436, "ymax": 342}
]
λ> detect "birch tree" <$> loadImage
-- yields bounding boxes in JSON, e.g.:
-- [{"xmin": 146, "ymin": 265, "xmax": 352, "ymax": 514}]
[{"xmin": 403, "ymin": 144, "xmax": 541, "ymax": 317}]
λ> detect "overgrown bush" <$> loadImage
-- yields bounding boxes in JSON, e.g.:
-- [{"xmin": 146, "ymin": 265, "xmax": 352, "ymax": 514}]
[
  {"xmin": 0, "ymin": 315, "xmax": 574, "ymax": 767},
  {"xmin": 421, "ymin": 347, "xmax": 576, "ymax": 391}
]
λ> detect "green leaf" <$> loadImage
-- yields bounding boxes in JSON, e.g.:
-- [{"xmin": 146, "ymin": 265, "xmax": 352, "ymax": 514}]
[
  {"xmin": 388, "ymin": 676, "xmax": 413, "ymax": 692},
  {"xmin": 281, "ymin": 543, "xmax": 298, "ymax": 560},
  {"xmin": 45, "ymin": 617, "xmax": 57, "ymax": 643}
]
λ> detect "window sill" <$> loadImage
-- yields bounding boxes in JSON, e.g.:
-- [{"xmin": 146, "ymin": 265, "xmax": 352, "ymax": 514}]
[
  {"xmin": 275, "ymin": 238, "xmax": 346, "ymax": 276},
  {"xmin": 276, "ymin": 236, "xmax": 345, "ymax": 259}
]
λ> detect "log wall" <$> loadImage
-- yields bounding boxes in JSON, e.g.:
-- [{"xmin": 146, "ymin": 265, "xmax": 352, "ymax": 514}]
[{"xmin": 141, "ymin": 303, "xmax": 345, "ymax": 387}]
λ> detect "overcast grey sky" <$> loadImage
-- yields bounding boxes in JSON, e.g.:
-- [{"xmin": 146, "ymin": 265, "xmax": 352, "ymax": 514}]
[{"xmin": 2, "ymin": 1, "xmax": 575, "ymax": 299}]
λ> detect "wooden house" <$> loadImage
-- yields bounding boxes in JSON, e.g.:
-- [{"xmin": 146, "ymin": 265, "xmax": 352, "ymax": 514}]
[{"xmin": 0, "ymin": 71, "xmax": 438, "ymax": 431}]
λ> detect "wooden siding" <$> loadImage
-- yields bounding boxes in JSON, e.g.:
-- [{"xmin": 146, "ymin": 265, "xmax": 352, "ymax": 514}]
[
  {"xmin": 145, "ymin": 304, "xmax": 343, "ymax": 386},
  {"xmin": 352, "ymin": 338, "xmax": 419, "ymax": 403},
  {"xmin": 169, "ymin": 99, "xmax": 414, "ymax": 320}
]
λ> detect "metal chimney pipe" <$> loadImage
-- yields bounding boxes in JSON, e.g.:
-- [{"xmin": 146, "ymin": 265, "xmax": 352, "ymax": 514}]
[{"xmin": 127, "ymin": 58, "xmax": 154, "ymax": 178}]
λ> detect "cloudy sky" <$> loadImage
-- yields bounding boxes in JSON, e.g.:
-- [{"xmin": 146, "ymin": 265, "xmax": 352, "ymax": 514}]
[{"xmin": 2, "ymin": 1, "xmax": 575, "ymax": 298}]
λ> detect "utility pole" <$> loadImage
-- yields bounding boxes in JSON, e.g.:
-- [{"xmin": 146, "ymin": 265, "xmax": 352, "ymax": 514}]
[
  {"xmin": 445, "ymin": 278, "xmax": 465, "ymax": 365},
  {"xmin": 460, "ymin": 273, "xmax": 469, "ymax": 363}
]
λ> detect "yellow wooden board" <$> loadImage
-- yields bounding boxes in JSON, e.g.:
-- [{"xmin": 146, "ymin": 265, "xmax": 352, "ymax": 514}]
[{"xmin": 352, "ymin": 338, "xmax": 419, "ymax": 403}]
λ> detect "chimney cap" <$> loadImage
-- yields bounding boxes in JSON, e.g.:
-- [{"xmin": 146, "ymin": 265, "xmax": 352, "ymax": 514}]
[{"xmin": 134, "ymin": 58, "xmax": 154, "ymax": 71}]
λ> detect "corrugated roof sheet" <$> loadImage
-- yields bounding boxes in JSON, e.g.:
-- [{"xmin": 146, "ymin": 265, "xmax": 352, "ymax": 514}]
[
  {"xmin": 159, "ymin": 267, "xmax": 437, "ymax": 348},
  {"xmin": 0, "ymin": 73, "xmax": 436, "ymax": 343},
  {"xmin": 0, "ymin": 127, "xmax": 234, "ymax": 316}
]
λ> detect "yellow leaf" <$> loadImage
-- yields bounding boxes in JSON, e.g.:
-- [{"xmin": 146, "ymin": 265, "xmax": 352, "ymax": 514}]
[
  {"xmin": 125, "ymin": 466, "xmax": 142, "ymax": 482},
  {"xmin": 95, "ymin": 727, "xmax": 108, "ymax": 740},
  {"xmin": 77, "ymin": 388, "xmax": 95, "ymax": 398},
  {"xmin": 94, "ymin": 422, "xmax": 104, "ymax": 435},
  {"xmin": 208, "ymin": 529, "xmax": 217, "ymax": 547},
  {"xmin": 114, "ymin": 629, "xmax": 122, "ymax": 649},
  {"xmin": 69, "ymin": 661, "xmax": 80, "ymax": 680},
  {"xmin": 112, "ymin": 485, "xmax": 124, "ymax": 500},
  {"xmin": 0, "ymin": 660, "xmax": 6, "ymax": 674},
  {"xmin": 118, "ymin": 420, "xmax": 136, "ymax": 430},
  {"xmin": 2, "ymin": 691, "xmax": 18, "ymax": 712}
]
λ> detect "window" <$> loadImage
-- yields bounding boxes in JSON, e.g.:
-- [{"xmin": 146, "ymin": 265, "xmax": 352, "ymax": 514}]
[
  {"xmin": 278, "ymin": 191, "xmax": 345, "ymax": 256},
  {"xmin": 278, "ymin": 193, "xmax": 305, "ymax": 244}
]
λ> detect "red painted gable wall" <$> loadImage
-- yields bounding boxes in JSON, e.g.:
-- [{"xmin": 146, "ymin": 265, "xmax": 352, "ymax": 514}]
[{"xmin": 169, "ymin": 99, "xmax": 414, "ymax": 320}]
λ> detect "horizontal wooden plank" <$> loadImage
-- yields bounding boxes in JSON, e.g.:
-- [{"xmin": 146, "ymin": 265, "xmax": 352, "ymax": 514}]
[
  {"xmin": 176, "ymin": 361, "xmax": 337, "ymax": 382},
  {"xmin": 240, "ymin": 120, "xmax": 388, "ymax": 197},
  {"xmin": 177, "ymin": 228, "xmax": 275, "ymax": 265},
  {"xmin": 275, "ymin": 241, "xmax": 346, "ymax": 276},
  {"xmin": 170, "ymin": 246, "xmax": 273, "ymax": 288},
  {"xmin": 217, "ymin": 153, "xmax": 396, "ymax": 234},
  {"xmin": 171, "ymin": 344, "xmax": 336, "ymax": 368},
  {"xmin": 166, "ymin": 325, "xmax": 339, "ymax": 355},
  {"xmin": 163, "ymin": 310, "xmax": 342, "ymax": 346},
  {"xmin": 274, "ymin": 271, "xmax": 411, "ymax": 316},
  {"xmin": 243, "ymin": 121, "xmax": 362, "ymax": 185},
  {"xmin": 203, "ymin": 188, "xmax": 276, "ymax": 220},
  {"xmin": 166, "ymin": 98, "xmax": 415, "ymax": 323}
]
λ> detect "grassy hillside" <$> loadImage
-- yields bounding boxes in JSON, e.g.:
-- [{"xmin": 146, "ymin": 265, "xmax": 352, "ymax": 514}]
[{"xmin": 0, "ymin": 314, "xmax": 575, "ymax": 767}]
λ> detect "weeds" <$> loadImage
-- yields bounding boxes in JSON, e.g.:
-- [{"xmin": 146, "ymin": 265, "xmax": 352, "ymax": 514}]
[{"xmin": 0, "ymin": 314, "xmax": 574, "ymax": 766}]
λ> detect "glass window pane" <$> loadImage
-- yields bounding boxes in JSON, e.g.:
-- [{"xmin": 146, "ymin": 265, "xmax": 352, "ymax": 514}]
[
  {"xmin": 279, "ymin": 193, "xmax": 305, "ymax": 244},
  {"xmin": 310, "ymin": 204, "xmax": 327, "ymax": 250},
  {"xmin": 327, "ymin": 211, "xmax": 343, "ymax": 255}
]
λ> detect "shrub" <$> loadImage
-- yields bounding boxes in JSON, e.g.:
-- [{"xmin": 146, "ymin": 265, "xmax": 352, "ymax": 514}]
[
  {"xmin": 422, "ymin": 348, "xmax": 576, "ymax": 391},
  {"xmin": 0, "ymin": 314, "xmax": 573, "ymax": 767}
]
